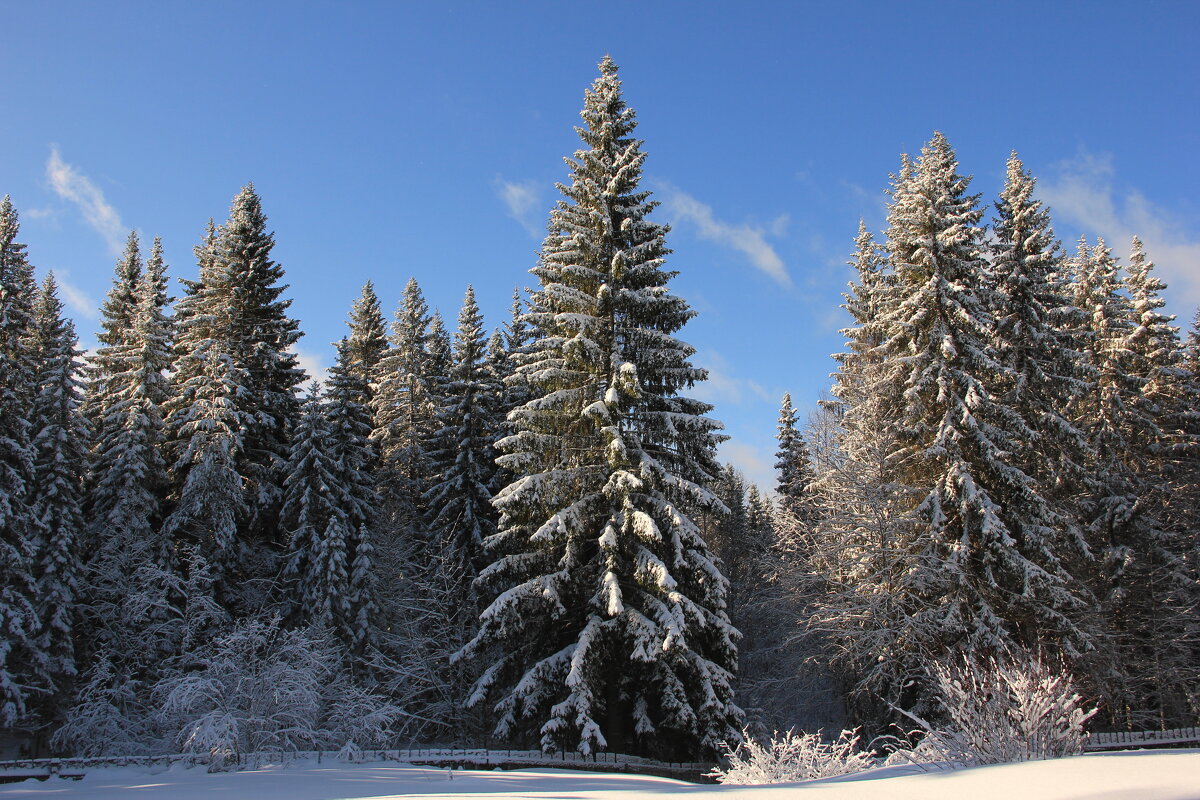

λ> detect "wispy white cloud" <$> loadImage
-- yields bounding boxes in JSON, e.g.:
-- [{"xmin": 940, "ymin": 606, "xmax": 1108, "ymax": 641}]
[
  {"xmin": 495, "ymin": 177, "xmax": 545, "ymax": 238},
  {"xmin": 23, "ymin": 207, "xmax": 57, "ymax": 221},
  {"xmin": 45, "ymin": 146, "xmax": 126, "ymax": 256},
  {"xmin": 294, "ymin": 348, "xmax": 330, "ymax": 388},
  {"xmin": 690, "ymin": 350, "xmax": 745, "ymax": 407},
  {"xmin": 52, "ymin": 271, "xmax": 99, "ymax": 321},
  {"xmin": 692, "ymin": 350, "xmax": 786, "ymax": 409},
  {"xmin": 745, "ymin": 379, "xmax": 778, "ymax": 405},
  {"xmin": 718, "ymin": 440, "xmax": 776, "ymax": 494},
  {"xmin": 657, "ymin": 184, "xmax": 792, "ymax": 287},
  {"xmin": 1040, "ymin": 152, "xmax": 1200, "ymax": 314}
]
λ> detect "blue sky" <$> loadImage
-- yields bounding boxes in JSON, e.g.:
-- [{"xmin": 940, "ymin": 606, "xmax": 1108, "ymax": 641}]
[{"xmin": 3, "ymin": 1, "xmax": 1198, "ymax": 490}]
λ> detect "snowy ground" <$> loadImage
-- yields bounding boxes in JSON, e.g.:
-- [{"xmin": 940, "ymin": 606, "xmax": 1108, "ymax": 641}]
[{"xmin": 1, "ymin": 750, "xmax": 1197, "ymax": 799}]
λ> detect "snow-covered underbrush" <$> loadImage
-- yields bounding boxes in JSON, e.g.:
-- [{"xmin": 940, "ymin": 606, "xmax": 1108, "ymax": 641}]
[
  {"xmin": 53, "ymin": 617, "xmax": 403, "ymax": 770},
  {"xmin": 893, "ymin": 651, "xmax": 1099, "ymax": 766},
  {"xmin": 711, "ymin": 728, "xmax": 874, "ymax": 784},
  {"xmin": 714, "ymin": 651, "xmax": 1098, "ymax": 784}
]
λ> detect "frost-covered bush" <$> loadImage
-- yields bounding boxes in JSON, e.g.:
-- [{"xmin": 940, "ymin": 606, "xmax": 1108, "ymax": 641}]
[
  {"xmin": 710, "ymin": 728, "xmax": 874, "ymax": 784},
  {"xmin": 156, "ymin": 616, "xmax": 401, "ymax": 769},
  {"xmin": 893, "ymin": 651, "xmax": 1098, "ymax": 767},
  {"xmin": 322, "ymin": 678, "xmax": 407, "ymax": 750},
  {"xmin": 52, "ymin": 657, "xmax": 164, "ymax": 756}
]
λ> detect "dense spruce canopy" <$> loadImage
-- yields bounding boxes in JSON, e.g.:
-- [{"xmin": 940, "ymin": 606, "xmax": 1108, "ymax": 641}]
[{"xmin": 457, "ymin": 57, "xmax": 740, "ymax": 759}]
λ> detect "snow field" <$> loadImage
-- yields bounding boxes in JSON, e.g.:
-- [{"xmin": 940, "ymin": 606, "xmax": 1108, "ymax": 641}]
[{"xmin": 1, "ymin": 749, "xmax": 1197, "ymax": 800}]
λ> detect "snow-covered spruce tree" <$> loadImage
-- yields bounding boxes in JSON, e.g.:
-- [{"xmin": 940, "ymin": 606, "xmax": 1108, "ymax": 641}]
[
  {"xmin": 0, "ymin": 197, "xmax": 44, "ymax": 726},
  {"xmin": 28, "ymin": 274, "xmax": 87, "ymax": 708},
  {"xmin": 456, "ymin": 57, "xmax": 740, "ymax": 760},
  {"xmin": 1124, "ymin": 236, "xmax": 1196, "ymax": 490},
  {"xmin": 167, "ymin": 186, "xmax": 303, "ymax": 559},
  {"xmin": 283, "ymin": 387, "xmax": 350, "ymax": 635},
  {"xmin": 282, "ymin": 347, "xmax": 377, "ymax": 658},
  {"xmin": 774, "ymin": 393, "xmax": 813, "ymax": 520},
  {"xmin": 830, "ymin": 220, "xmax": 890, "ymax": 415},
  {"xmin": 872, "ymin": 133, "xmax": 1091, "ymax": 706},
  {"xmin": 86, "ymin": 236, "xmax": 173, "ymax": 566},
  {"xmin": 323, "ymin": 339, "xmax": 380, "ymax": 661},
  {"xmin": 79, "ymin": 236, "xmax": 176, "ymax": 702},
  {"xmin": 1073, "ymin": 237, "xmax": 1200, "ymax": 726},
  {"xmin": 425, "ymin": 285, "xmax": 500, "ymax": 574},
  {"xmin": 82, "ymin": 231, "xmax": 144, "ymax": 455},
  {"xmin": 162, "ymin": 346, "xmax": 250, "ymax": 589},
  {"xmin": 212, "ymin": 185, "xmax": 304, "ymax": 546},
  {"xmin": 1067, "ymin": 239, "xmax": 1160, "ymax": 595},
  {"xmin": 988, "ymin": 154, "xmax": 1093, "ymax": 526},
  {"xmin": 343, "ymin": 281, "xmax": 389, "ymax": 409},
  {"xmin": 370, "ymin": 277, "xmax": 438, "ymax": 521},
  {"xmin": 488, "ymin": 289, "xmax": 537, "ymax": 491},
  {"xmin": 497, "ymin": 288, "xmax": 536, "ymax": 415},
  {"xmin": 165, "ymin": 187, "xmax": 303, "ymax": 603},
  {"xmin": 426, "ymin": 310, "xmax": 452, "ymax": 410}
]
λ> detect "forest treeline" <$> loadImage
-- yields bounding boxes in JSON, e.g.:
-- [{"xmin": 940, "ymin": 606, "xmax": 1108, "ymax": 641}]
[{"xmin": 0, "ymin": 58, "xmax": 1196, "ymax": 762}]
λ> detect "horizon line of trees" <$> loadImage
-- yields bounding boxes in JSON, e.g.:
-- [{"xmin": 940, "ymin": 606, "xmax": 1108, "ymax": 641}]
[{"xmin": 1, "ymin": 59, "xmax": 1197, "ymax": 763}]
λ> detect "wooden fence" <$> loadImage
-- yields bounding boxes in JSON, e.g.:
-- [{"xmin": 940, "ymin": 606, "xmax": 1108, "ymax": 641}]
[
  {"xmin": 1085, "ymin": 727, "xmax": 1200, "ymax": 751},
  {"xmin": 0, "ymin": 748, "xmax": 718, "ymax": 784}
]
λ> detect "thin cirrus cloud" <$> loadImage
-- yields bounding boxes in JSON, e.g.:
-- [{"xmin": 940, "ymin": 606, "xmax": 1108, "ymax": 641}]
[
  {"xmin": 294, "ymin": 348, "xmax": 330, "ymax": 388},
  {"xmin": 718, "ymin": 440, "xmax": 776, "ymax": 495},
  {"xmin": 658, "ymin": 183, "xmax": 792, "ymax": 288},
  {"xmin": 46, "ymin": 145, "xmax": 127, "ymax": 257},
  {"xmin": 690, "ymin": 349, "xmax": 783, "ymax": 409},
  {"xmin": 53, "ymin": 271, "xmax": 99, "ymax": 321},
  {"xmin": 1039, "ymin": 152, "xmax": 1200, "ymax": 316},
  {"xmin": 496, "ymin": 177, "xmax": 545, "ymax": 238}
]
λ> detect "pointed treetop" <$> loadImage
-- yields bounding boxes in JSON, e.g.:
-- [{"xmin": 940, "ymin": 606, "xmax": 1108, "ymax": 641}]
[
  {"xmin": 0, "ymin": 195, "xmax": 15, "ymax": 235},
  {"xmin": 39, "ymin": 270, "xmax": 61, "ymax": 306},
  {"xmin": 228, "ymin": 183, "xmax": 266, "ymax": 227},
  {"xmin": 599, "ymin": 54, "xmax": 618, "ymax": 76}
]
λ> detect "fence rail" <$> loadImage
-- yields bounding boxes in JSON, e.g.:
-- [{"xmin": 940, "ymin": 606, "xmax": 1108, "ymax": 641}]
[
  {"xmin": 0, "ymin": 748, "xmax": 716, "ymax": 783},
  {"xmin": 1085, "ymin": 727, "xmax": 1200, "ymax": 751}
]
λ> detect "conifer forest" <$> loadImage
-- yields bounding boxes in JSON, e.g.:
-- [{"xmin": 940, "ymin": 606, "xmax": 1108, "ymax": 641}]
[{"xmin": 1, "ymin": 57, "xmax": 1197, "ymax": 763}]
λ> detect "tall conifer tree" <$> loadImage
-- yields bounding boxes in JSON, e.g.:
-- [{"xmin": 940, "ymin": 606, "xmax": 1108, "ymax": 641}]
[
  {"xmin": 875, "ymin": 133, "xmax": 1090, "ymax": 692},
  {"xmin": 83, "ymin": 232, "xmax": 143, "ymax": 443},
  {"xmin": 165, "ymin": 186, "xmax": 302, "ymax": 597},
  {"xmin": 1073, "ymin": 237, "xmax": 1200, "ymax": 725},
  {"xmin": 344, "ymin": 281, "xmax": 389, "ymax": 408},
  {"xmin": 774, "ymin": 393, "xmax": 813, "ymax": 519},
  {"xmin": 0, "ymin": 198, "xmax": 43, "ymax": 725},
  {"xmin": 989, "ymin": 153, "xmax": 1092, "ymax": 519},
  {"xmin": 831, "ymin": 220, "xmax": 889, "ymax": 413},
  {"xmin": 213, "ymin": 185, "xmax": 304, "ymax": 544},
  {"xmin": 28, "ymin": 275, "xmax": 87, "ymax": 699},
  {"xmin": 283, "ymin": 340, "xmax": 378, "ymax": 655},
  {"xmin": 371, "ymin": 277, "xmax": 438, "ymax": 519},
  {"xmin": 81, "ymin": 238, "xmax": 176, "ymax": 690},
  {"xmin": 457, "ymin": 57, "xmax": 740, "ymax": 759},
  {"xmin": 87, "ymin": 237, "xmax": 173, "ymax": 560},
  {"xmin": 425, "ymin": 286, "xmax": 499, "ymax": 570}
]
